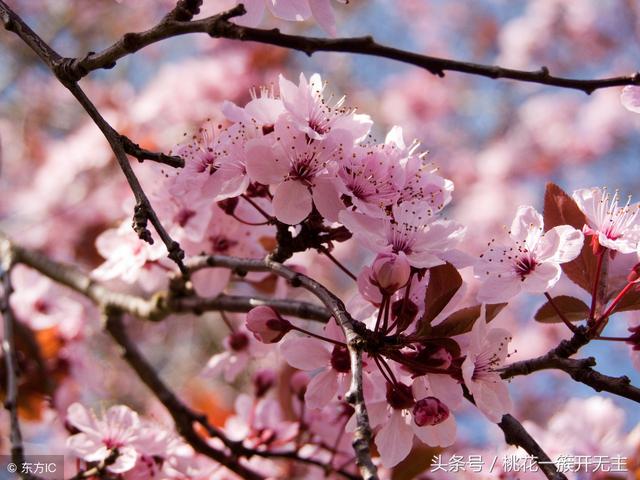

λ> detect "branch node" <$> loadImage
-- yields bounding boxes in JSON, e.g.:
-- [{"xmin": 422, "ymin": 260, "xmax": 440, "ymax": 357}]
[{"xmin": 132, "ymin": 203, "xmax": 154, "ymax": 244}]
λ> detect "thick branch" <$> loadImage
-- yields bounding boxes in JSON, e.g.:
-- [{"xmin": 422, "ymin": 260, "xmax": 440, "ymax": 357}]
[
  {"xmin": 103, "ymin": 312, "xmax": 265, "ymax": 480},
  {"xmin": 501, "ymin": 355, "xmax": 640, "ymax": 403},
  {"xmin": 498, "ymin": 414, "xmax": 566, "ymax": 480},
  {"xmin": 59, "ymin": 5, "xmax": 640, "ymax": 94},
  {"xmin": 2, "ymin": 232, "xmax": 330, "ymax": 322},
  {"xmin": 0, "ymin": 0, "xmax": 187, "ymax": 272},
  {"xmin": 0, "ymin": 238, "xmax": 25, "ymax": 470}
]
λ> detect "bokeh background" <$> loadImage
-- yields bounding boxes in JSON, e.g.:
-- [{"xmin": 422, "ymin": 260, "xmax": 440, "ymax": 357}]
[{"xmin": 1, "ymin": 1, "xmax": 640, "ymax": 477}]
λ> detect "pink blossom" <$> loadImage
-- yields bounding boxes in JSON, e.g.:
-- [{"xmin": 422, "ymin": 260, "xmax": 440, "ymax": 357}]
[
  {"xmin": 202, "ymin": 328, "xmax": 268, "ymax": 382},
  {"xmin": 246, "ymin": 306, "xmax": 293, "ymax": 343},
  {"xmin": 370, "ymin": 252, "xmax": 411, "ymax": 295},
  {"xmin": 475, "ymin": 205, "xmax": 584, "ymax": 303},
  {"xmin": 572, "ymin": 187, "xmax": 640, "ymax": 254},
  {"xmin": 340, "ymin": 200, "xmax": 465, "ymax": 269},
  {"xmin": 461, "ymin": 308, "xmax": 513, "ymax": 423},
  {"xmin": 66, "ymin": 403, "xmax": 141, "ymax": 474},
  {"xmin": 234, "ymin": 0, "xmax": 346, "ymax": 36},
  {"xmin": 370, "ymin": 382, "xmax": 456, "ymax": 468},
  {"xmin": 278, "ymin": 73, "xmax": 372, "ymax": 141},
  {"xmin": 245, "ymin": 117, "xmax": 348, "ymax": 224},
  {"xmin": 280, "ymin": 321, "xmax": 350, "ymax": 409},
  {"xmin": 92, "ymin": 220, "xmax": 166, "ymax": 288},
  {"xmin": 621, "ymin": 85, "xmax": 640, "ymax": 113}
]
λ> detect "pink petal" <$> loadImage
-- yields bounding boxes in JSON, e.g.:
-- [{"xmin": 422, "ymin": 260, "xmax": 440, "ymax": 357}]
[
  {"xmin": 231, "ymin": 0, "xmax": 266, "ymax": 27},
  {"xmin": 312, "ymin": 177, "xmax": 344, "ymax": 222},
  {"xmin": 309, "ymin": 0, "xmax": 337, "ymax": 35},
  {"xmin": 375, "ymin": 409, "xmax": 414, "ymax": 468},
  {"xmin": 266, "ymin": 0, "xmax": 312, "ymax": 21},
  {"xmin": 305, "ymin": 369, "xmax": 339, "ymax": 409},
  {"xmin": 191, "ymin": 268, "xmax": 231, "ymax": 298},
  {"xmin": 280, "ymin": 336, "xmax": 331, "ymax": 370},
  {"xmin": 621, "ymin": 86, "xmax": 640, "ymax": 113},
  {"xmin": 272, "ymin": 180, "xmax": 312, "ymax": 224},
  {"xmin": 245, "ymin": 138, "xmax": 288, "ymax": 185},
  {"xmin": 412, "ymin": 414, "xmax": 456, "ymax": 447},
  {"xmin": 536, "ymin": 225, "xmax": 584, "ymax": 263}
]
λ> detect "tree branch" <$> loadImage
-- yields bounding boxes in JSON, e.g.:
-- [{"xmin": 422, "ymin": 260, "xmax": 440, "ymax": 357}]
[
  {"xmin": 501, "ymin": 354, "xmax": 640, "ymax": 403},
  {"xmin": 55, "ymin": 4, "xmax": 640, "ymax": 94},
  {"xmin": 1, "ymin": 231, "xmax": 330, "ymax": 322},
  {"xmin": 103, "ymin": 311, "xmax": 265, "ymax": 480},
  {"xmin": 498, "ymin": 414, "xmax": 566, "ymax": 480},
  {"xmin": 0, "ymin": 237, "xmax": 25, "ymax": 471},
  {"xmin": 188, "ymin": 254, "xmax": 378, "ymax": 479},
  {"xmin": 0, "ymin": 0, "xmax": 187, "ymax": 273}
]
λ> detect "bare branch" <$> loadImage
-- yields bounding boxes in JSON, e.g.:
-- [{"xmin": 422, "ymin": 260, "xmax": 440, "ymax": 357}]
[
  {"xmin": 0, "ymin": 237, "xmax": 25, "ymax": 470},
  {"xmin": 121, "ymin": 134, "xmax": 185, "ymax": 168},
  {"xmin": 501, "ymin": 354, "xmax": 640, "ymax": 403},
  {"xmin": 103, "ymin": 311, "xmax": 265, "ymax": 480},
  {"xmin": 0, "ymin": 0, "xmax": 187, "ymax": 272},
  {"xmin": 498, "ymin": 414, "xmax": 567, "ymax": 480},
  {"xmin": 55, "ymin": 5, "xmax": 640, "ymax": 94},
  {"xmin": 2, "ymin": 231, "xmax": 330, "ymax": 322}
]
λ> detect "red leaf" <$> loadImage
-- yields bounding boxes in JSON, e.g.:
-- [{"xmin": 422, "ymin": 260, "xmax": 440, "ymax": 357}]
[
  {"xmin": 543, "ymin": 182, "xmax": 596, "ymax": 292},
  {"xmin": 416, "ymin": 263, "xmax": 462, "ymax": 336},
  {"xmin": 534, "ymin": 295, "xmax": 589, "ymax": 323},
  {"xmin": 428, "ymin": 303, "xmax": 507, "ymax": 337}
]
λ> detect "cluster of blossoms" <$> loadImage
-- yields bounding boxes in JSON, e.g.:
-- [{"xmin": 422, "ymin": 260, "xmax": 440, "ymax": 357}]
[
  {"xmin": 83, "ymin": 72, "xmax": 640, "ymax": 474},
  {"xmin": 66, "ymin": 403, "xmax": 209, "ymax": 479}
]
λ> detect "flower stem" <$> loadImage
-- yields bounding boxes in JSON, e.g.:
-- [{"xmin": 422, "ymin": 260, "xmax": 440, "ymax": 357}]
[
  {"xmin": 318, "ymin": 245, "xmax": 357, "ymax": 281},
  {"xmin": 589, "ymin": 249, "xmax": 606, "ymax": 323},
  {"xmin": 290, "ymin": 325, "xmax": 346, "ymax": 347},
  {"xmin": 544, "ymin": 292, "xmax": 578, "ymax": 333}
]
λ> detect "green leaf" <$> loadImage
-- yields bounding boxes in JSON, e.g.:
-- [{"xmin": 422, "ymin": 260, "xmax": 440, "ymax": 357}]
[{"xmin": 534, "ymin": 295, "xmax": 589, "ymax": 323}]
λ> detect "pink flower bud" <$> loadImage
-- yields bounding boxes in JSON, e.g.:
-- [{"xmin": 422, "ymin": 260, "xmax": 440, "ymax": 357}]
[
  {"xmin": 413, "ymin": 397, "xmax": 450, "ymax": 427},
  {"xmin": 246, "ymin": 306, "xmax": 292, "ymax": 343},
  {"xmin": 253, "ymin": 369, "xmax": 276, "ymax": 397},
  {"xmin": 290, "ymin": 371, "xmax": 309, "ymax": 400},
  {"xmin": 371, "ymin": 253, "xmax": 411, "ymax": 294}
]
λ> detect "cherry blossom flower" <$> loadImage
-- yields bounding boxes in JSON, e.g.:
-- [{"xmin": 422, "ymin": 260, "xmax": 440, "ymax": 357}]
[
  {"xmin": 66, "ymin": 403, "xmax": 141, "ymax": 474},
  {"xmin": 621, "ymin": 85, "xmax": 640, "ymax": 113},
  {"xmin": 572, "ymin": 187, "xmax": 640, "ymax": 254},
  {"xmin": 202, "ymin": 328, "xmax": 268, "ymax": 382},
  {"xmin": 92, "ymin": 220, "xmax": 166, "ymax": 288},
  {"xmin": 340, "ymin": 200, "xmax": 465, "ymax": 269},
  {"xmin": 278, "ymin": 73, "xmax": 372, "ymax": 141},
  {"xmin": 460, "ymin": 308, "xmax": 513, "ymax": 422},
  {"xmin": 245, "ymin": 117, "xmax": 348, "ymax": 224},
  {"xmin": 246, "ymin": 306, "xmax": 293, "ymax": 343},
  {"xmin": 280, "ymin": 320, "xmax": 351, "ymax": 409},
  {"xmin": 369, "ymin": 381, "xmax": 456, "ymax": 468},
  {"xmin": 475, "ymin": 205, "xmax": 584, "ymax": 303}
]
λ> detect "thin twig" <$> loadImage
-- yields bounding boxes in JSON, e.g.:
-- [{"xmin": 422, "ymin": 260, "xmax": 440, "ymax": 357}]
[
  {"xmin": 51, "ymin": 5, "xmax": 640, "ymax": 94},
  {"xmin": 0, "ymin": 0, "xmax": 187, "ymax": 273}
]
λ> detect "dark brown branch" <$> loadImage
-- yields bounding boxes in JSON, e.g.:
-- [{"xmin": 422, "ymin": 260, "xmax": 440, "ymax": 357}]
[
  {"xmin": 498, "ymin": 414, "xmax": 566, "ymax": 480},
  {"xmin": 0, "ymin": 238, "xmax": 25, "ymax": 470},
  {"xmin": 121, "ymin": 134, "xmax": 185, "ymax": 168},
  {"xmin": 104, "ymin": 311, "xmax": 265, "ymax": 480},
  {"xmin": 2, "ymin": 231, "xmax": 330, "ymax": 322},
  {"xmin": 188, "ymin": 254, "xmax": 378, "ymax": 479},
  {"xmin": 501, "ymin": 354, "xmax": 640, "ymax": 403},
  {"xmin": 0, "ymin": 0, "xmax": 187, "ymax": 272},
  {"xmin": 60, "ymin": 5, "xmax": 640, "ymax": 94}
]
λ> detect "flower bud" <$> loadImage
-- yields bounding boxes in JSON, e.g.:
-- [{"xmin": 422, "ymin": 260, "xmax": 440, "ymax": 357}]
[
  {"xmin": 246, "ymin": 306, "xmax": 292, "ymax": 343},
  {"xmin": 227, "ymin": 331, "xmax": 250, "ymax": 351},
  {"xmin": 413, "ymin": 397, "xmax": 450, "ymax": 427},
  {"xmin": 371, "ymin": 253, "xmax": 411, "ymax": 294},
  {"xmin": 330, "ymin": 345, "xmax": 351, "ymax": 373},
  {"xmin": 290, "ymin": 371, "xmax": 309, "ymax": 400},
  {"xmin": 253, "ymin": 369, "xmax": 276, "ymax": 398}
]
